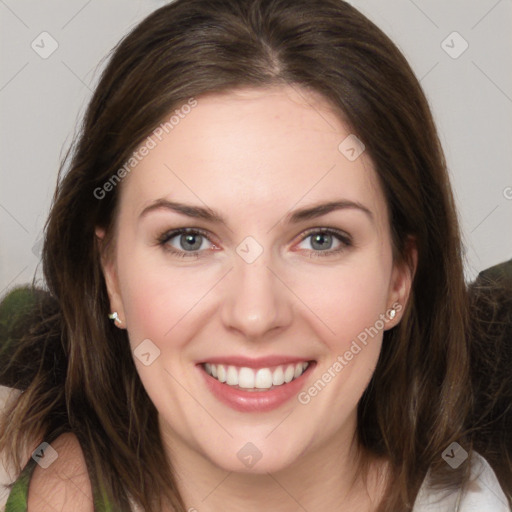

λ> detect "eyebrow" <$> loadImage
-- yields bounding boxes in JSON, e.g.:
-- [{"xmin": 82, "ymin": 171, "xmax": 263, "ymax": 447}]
[{"xmin": 138, "ymin": 198, "xmax": 373, "ymax": 225}]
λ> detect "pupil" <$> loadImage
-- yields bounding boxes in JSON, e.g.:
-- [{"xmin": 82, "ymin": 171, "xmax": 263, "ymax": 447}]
[
  {"xmin": 312, "ymin": 233, "xmax": 331, "ymax": 250},
  {"xmin": 182, "ymin": 234, "xmax": 201, "ymax": 251}
]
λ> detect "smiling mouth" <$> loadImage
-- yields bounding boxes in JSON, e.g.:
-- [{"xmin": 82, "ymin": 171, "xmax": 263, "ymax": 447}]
[{"xmin": 201, "ymin": 361, "xmax": 313, "ymax": 392}]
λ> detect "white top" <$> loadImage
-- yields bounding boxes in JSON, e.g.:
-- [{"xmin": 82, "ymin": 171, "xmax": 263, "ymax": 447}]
[
  {"xmin": 0, "ymin": 385, "xmax": 509, "ymax": 511},
  {"xmin": 413, "ymin": 451, "xmax": 510, "ymax": 511}
]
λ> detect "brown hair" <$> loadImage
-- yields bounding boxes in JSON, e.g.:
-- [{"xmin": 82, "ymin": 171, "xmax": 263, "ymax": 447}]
[
  {"xmin": 467, "ymin": 262, "xmax": 512, "ymax": 500},
  {"xmin": 1, "ymin": 0, "xmax": 501, "ymax": 509}
]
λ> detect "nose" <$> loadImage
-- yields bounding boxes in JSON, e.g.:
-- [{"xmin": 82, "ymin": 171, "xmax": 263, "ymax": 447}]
[{"xmin": 220, "ymin": 250, "xmax": 293, "ymax": 341}]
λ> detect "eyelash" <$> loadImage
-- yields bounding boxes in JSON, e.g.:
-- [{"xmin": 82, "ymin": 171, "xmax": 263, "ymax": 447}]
[{"xmin": 157, "ymin": 227, "xmax": 352, "ymax": 259}]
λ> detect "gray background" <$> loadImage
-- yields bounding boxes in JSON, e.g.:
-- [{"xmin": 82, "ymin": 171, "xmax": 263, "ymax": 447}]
[{"xmin": 1, "ymin": 0, "xmax": 511, "ymax": 296}]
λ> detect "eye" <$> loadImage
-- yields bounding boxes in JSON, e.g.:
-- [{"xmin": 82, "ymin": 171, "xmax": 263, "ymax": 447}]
[
  {"xmin": 157, "ymin": 227, "xmax": 352, "ymax": 259},
  {"xmin": 157, "ymin": 228, "xmax": 216, "ymax": 258},
  {"xmin": 296, "ymin": 228, "xmax": 352, "ymax": 258}
]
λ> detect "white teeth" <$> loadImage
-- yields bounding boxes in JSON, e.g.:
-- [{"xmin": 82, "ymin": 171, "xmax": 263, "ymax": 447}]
[
  {"xmin": 272, "ymin": 366, "xmax": 285, "ymax": 385},
  {"xmin": 284, "ymin": 365, "xmax": 295, "ymax": 383},
  {"xmin": 272, "ymin": 366, "xmax": 284, "ymax": 386},
  {"xmin": 203, "ymin": 361, "xmax": 310, "ymax": 390},
  {"xmin": 255, "ymin": 368, "xmax": 273, "ymax": 388},
  {"xmin": 217, "ymin": 364, "xmax": 227, "ymax": 383},
  {"xmin": 226, "ymin": 366, "xmax": 238, "ymax": 386},
  {"xmin": 238, "ymin": 367, "xmax": 255, "ymax": 389}
]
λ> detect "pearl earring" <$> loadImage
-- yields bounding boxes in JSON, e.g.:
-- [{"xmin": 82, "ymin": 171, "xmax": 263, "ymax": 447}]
[
  {"xmin": 108, "ymin": 312, "xmax": 122, "ymax": 325},
  {"xmin": 389, "ymin": 308, "xmax": 396, "ymax": 320}
]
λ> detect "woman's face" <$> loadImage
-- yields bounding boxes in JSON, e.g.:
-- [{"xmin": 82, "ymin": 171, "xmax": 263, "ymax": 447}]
[{"xmin": 98, "ymin": 85, "xmax": 413, "ymax": 474}]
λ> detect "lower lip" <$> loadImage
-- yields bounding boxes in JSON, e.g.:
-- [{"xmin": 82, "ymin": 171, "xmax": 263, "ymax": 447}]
[{"xmin": 198, "ymin": 362, "xmax": 316, "ymax": 413}]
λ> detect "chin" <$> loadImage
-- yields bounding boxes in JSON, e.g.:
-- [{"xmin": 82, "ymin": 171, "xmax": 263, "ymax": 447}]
[{"xmin": 199, "ymin": 434, "xmax": 306, "ymax": 475}]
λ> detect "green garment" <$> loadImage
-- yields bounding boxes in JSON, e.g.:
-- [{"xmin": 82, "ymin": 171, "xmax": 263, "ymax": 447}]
[
  {"xmin": 4, "ymin": 455, "xmax": 117, "ymax": 512},
  {"xmin": 3, "ymin": 458, "xmax": 31, "ymax": 511}
]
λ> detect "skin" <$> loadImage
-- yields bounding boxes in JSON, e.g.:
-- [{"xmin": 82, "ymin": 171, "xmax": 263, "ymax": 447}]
[{"xmin": 97, "ymin": 85, "xmax": 416, "ymax": 512}]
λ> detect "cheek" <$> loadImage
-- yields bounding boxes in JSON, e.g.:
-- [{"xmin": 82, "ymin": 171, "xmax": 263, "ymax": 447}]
[
  {"xmin": 116, "ymin": 246, "xmax": 218, "ymax": 348},
  {"xmin": 293, "ymin": 255, "xmax": 392, "ymax": 425},
  {"xmin": 293, "ymin": 254, "xmax": 392, "ymax": 350}
]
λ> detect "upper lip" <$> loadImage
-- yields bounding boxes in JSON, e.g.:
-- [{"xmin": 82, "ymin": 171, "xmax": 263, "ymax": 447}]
[{"xmin": 197, "ymin": 355, "xmax": 315, "ymax": 369}]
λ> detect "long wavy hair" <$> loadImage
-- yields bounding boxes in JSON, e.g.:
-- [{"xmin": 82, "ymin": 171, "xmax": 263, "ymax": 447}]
[{"xmin": 1, "ymin": 0, "xmax": 503, "ymax": 510}]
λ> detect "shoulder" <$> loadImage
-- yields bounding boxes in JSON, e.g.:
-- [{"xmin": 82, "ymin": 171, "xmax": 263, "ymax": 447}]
[
  {"xmin": 413, "ymin": 451, "xmax": 510, "ymax": 511},
  {"xmin": 0, "ymin": 386, "xmax": 22, "ymax": 509},
  {"xmin": 26, "ymin": 432, "xmax": 94, "ymax": 512},
  {"xmin": 0, "ymin": 385, "xmax": 95, "ymax": 512},
  {"xmin": 459, "ymin": 452, "xmax": 510, "ymax": 510}
]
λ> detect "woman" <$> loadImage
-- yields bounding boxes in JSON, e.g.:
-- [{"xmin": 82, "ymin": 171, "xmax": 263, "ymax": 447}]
[{"xmin": 0, "ymin": 0, "xmax": 510, "ymax": 510}]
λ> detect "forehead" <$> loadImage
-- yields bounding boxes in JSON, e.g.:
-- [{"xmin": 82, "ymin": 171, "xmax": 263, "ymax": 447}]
[{"xmin": 118, "ymin": 85, "xmax": 387, "ymax": 228}]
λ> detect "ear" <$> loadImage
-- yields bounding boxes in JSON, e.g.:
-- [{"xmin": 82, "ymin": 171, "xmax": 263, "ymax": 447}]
[
  {"xmin": 95, "ymin": 227, "xmax": 126, "ymax": 329},
  {"xmin": 385, "ymin": 236, "xmax": 417, "ymax": 329}
]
